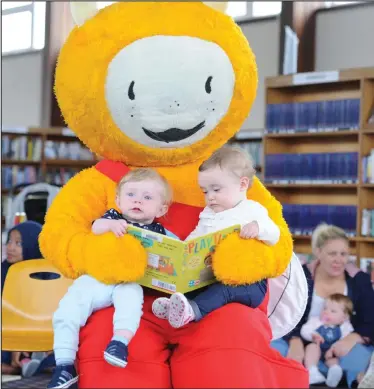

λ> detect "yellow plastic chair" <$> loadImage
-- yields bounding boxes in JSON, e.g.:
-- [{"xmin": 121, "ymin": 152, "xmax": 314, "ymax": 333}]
[{"xmin": 2, "ymin": 259, "xmax": 73, "ymax": 351}]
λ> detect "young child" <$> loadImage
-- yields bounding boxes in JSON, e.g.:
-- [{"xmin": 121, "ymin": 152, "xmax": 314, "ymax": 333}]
[
  {"xmin": 48, "ymin": 168, "xmax": 177, "ymax": 389},
  {"xmin": 152, "ymin": 146, "xmax": 280, "ymax": 328},
  {"xmin": 301, "ymin": 293, "xmax": 354, "ymax": 387},
  {"xmin": 1, "ymin": 221, "xmax": 46, "ymax": 378}
]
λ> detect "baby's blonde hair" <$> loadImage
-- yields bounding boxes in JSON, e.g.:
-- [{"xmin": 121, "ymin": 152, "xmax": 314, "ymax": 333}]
[
  {"xmin": 327, "ymin": 293, "xmax": 353, "ymax": 316},
  {"xmin": 311, "ymin": 223, "xmax": 349, "ymax": 252},
  {"xmin": 117, "ymin": 168, "xmax": 173, "ymax": 205},
  {"xmin": 199, "ymin": 146, "xmax": 256, "ymax": 184}
]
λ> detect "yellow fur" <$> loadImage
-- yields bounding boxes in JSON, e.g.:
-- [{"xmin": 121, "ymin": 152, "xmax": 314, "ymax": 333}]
[
  {"xmin": 41, "ymin": 1, "xmax": 293, "ymax": 285},
  {"xmin": 55, "ymin": 2, "xmax": 258, "ymax": 167}
]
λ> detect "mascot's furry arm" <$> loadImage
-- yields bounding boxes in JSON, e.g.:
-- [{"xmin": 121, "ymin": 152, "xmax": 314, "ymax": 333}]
[
  {"xmin": 39, "ymin": 168, "xmax": 147, "ymax": 284},
  {"xmin": 213, "ymin": 176, "xmax": 293, "ymax": 285}
]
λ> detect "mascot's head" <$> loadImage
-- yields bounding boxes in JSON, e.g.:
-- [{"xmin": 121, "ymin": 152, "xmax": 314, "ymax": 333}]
[{"xmin": 56, "ymin": 2, "xmax": 258, "ymax": 166}]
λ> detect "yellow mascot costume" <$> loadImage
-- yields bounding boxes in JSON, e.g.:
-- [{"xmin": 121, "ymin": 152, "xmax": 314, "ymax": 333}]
[{"xmin": 40, "ymin": 2, "xmax": 308, "ymax": 387}]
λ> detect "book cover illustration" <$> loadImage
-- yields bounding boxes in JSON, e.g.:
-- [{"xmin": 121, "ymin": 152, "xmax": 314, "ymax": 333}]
[{"xmin": 127, "ymin": 224, "xmax": 240, "ymax": 293}]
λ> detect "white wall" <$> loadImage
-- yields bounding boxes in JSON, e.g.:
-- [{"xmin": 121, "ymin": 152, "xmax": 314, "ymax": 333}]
[
  {"xmin": 315, "ymin": 4, "xmax": 374, "ymax": 71},
  {"xmin": 2, "ymin": 51, "xmax": 44, "ymax": 128},
  {"xmin": 239, "ymin": 17, "xmax": 280, "ymax": 132}
]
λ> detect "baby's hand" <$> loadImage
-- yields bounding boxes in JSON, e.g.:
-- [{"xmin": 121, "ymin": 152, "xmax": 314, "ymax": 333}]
[
  {"xmin": 312, "ymin": 333, "xmax": 324, "ymax": 345},
  {"xmin": 109, "ymin": 219, "xmax": 128, "ymax": 237},
  {"xmin": 240, "ymin": 221, "xmax": 259, "ymax": 239}
]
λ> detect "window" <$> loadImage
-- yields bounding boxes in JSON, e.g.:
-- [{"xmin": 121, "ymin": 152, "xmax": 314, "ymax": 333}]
[
  {"xmin": 1, "ymin": 1, "xmax": 46, "ymax": 54},
  {"xmin": 97, "ymin": 2, "xmax": 280, "ymax": 22},
  {"xmin": 98, "ymin": 2, "xmax": 249, "ymax": 18},
  {"xmin": 325, "ymin": 1, "xmax": 361, "ymax": 7},
  {"xmin": 227, "ymin": 2, "xmax": 248, "ymax": 18},
  {"xmin": 252, "ymin": 1, "xmax": 282, "ymax": 17}
]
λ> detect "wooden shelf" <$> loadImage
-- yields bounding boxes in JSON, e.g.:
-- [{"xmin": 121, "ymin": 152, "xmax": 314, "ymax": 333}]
[
  {"xmin": 358, "ymin": 237, "xmax": 374, "ymax": 243},
  {"xmin": 264, "ymin": 67, "xmax": 374, "ymax": 263},
  {"xmin": 45, "ymin": 159, "xmax": 97, "ymax": 167},
  {"xmin": 266, "ymin": 183, "xmax": 358, "ymax": 189},
  {"xmin": 265, "ymin": 130, "xmax": 358, "ymax": 139},
  {"xmin": 266, "ymin": 67, "xmax": 374, "ymax": 89},
  {"xmin": 293, "ymin": 234, "xmax": 358, "ymax": 242},
  {"xmin": 1, "ymin": 160, "xmax": 41, "ymax": 166},
  {"xmin": 364, "ymin": 123, "xmax": 374, "ymax": 130}
]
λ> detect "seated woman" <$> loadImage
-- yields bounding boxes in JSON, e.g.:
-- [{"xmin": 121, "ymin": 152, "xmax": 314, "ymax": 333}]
[
  {"xmin": 271, "ymin": 224, "xmax": 374, "ymax": 388},
  {"xmin": 1, "ymin": 221, "xmax": 50, "ymax": 378}
]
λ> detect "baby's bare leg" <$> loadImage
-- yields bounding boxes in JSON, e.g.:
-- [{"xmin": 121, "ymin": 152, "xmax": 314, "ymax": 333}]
[
  {"xmin": 304, "ymin": 343, "xmax": 321, "ymax": 368},
  {"xmin": 326, "ymin": 357, "xmax": 339, "ymax": 367}
]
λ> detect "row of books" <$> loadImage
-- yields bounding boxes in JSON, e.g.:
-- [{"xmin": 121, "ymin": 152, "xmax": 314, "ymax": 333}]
[
  {"xmin": 362, "ymin": 149, "xmax": 374, "ymax": 184},
  {"xmin": 265, "ymin": 99, "xmax": 360, "ymax": 134},
  {"xmin": 1, "ymin": 136, "xmax": 42, "ymax": 161},
  {"xmin": 283, "ymin": 204, "xmax": 357, "ymax": 236},
  {"xmin": 265, "ymin": 152, "xmax": 358, "ymax": 183},
  {"xmin": 362, "ymin": 209, "xmax": 374, "ymax": 237},
  {"xmin": 44, "ymin": 141, "xmax": 95, "ymax": 161},
  {"xmin": 231, "ymin": 140, "xmax": 262, "ymax": 169},
  {"xmin": 45, "ymin": 168, "xmax": 80, "ymax": 186},
  {"xmin": 1, "ymin": 166, "xmax": 40, "ymax": 190}
]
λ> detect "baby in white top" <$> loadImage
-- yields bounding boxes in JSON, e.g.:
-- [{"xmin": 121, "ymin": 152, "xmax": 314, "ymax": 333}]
[{"xmin": 152, "ymin": 146, "xmax": 280, "ymax": 328}]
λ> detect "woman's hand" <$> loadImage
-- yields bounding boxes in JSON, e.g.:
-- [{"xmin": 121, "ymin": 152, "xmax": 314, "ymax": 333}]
[
  {"xmin": 328, "ymin": 333, "xmax": 362, "ymax": 358},
  {"xmin": 287, "ymin": 337, "xmax": 305, "ymax": 364}
]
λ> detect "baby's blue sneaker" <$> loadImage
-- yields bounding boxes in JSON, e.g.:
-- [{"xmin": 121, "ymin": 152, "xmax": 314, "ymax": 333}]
[
  {"xmin": 104, "ymin": 340, "xmax": 128, "ymax": 368},
  {"xmin": 47, "ymin": 364, "xmax": 78, "ymax": 389}
]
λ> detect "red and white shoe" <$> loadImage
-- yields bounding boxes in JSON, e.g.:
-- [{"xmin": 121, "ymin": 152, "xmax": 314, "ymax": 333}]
[
  {"xmin": 168, "ymin": 292, "xmax": 195, "ymax": 328},
  {"xmin": 152, "ymin": 297, "xmax": 170, "ymax": 320}
]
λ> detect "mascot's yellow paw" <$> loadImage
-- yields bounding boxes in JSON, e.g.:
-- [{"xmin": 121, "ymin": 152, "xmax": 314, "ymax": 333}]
[
  {"xmin": 212, "ymin": 233, "xmax": 292, "ymax": 285},
  {"xmin": 83, "ymin": 233, "xmax": 147, "ymax": 284}
]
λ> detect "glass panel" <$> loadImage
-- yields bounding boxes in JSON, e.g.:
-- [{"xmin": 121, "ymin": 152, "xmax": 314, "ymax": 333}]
[
  {"xmin": 32, "ymin": 1, "xmax": 46, "ymax": 49},
  {"xmin": 252, "ymin": 1, "xmax": 282, "ymax": 17},
  {"xmin": 227, "ymin": 1, "xmax": 247, "ymax": 18},
  {"xmin": 97, "ymin": 2, "xmax": 115, "ymax": 10},
  {"xmin": 2, "ymin": 1, "xmax": 31, "ymax": 10},
  {"xmin": 2, "ymin": 11, "xmax": 32, "ymax": 53},
  {"xmin": 326, "ymin": 1, "xmax": 360, "ymax": 7}
]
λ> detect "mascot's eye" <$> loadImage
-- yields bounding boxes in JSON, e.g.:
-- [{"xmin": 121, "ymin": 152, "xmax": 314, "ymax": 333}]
[
  {"xmin": 128, "ymin": 81, "xmax": 135, "ymax": 100},
  {"xmin": 205, "ymin": 76, "xmax": 213, "ymax": 94}
]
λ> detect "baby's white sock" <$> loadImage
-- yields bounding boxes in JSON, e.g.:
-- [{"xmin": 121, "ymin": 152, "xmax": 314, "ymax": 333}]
[
  {"xmin": 309, "ymin": 365, "xmax": 326, "ymax": 385},
  {"xmin": 326, "ymin": 364, "xmax": 343, "ymax": 387}
]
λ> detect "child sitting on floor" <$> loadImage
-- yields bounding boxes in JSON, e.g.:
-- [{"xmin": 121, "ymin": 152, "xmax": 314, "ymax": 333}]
[
  {"xmin": 48, "ymin": 168, "xmax": 177, "ymax": 389},
  {"xmin": 152, "ymin": 146, "xmax": 280, "ymax": 328},
  {"xmin": 1, "ymin": 221, "xmax": 48, "ymax": 378},
  {"xmin": 301, "ymin": 293, "xmax": 354, "ymax": 387}
]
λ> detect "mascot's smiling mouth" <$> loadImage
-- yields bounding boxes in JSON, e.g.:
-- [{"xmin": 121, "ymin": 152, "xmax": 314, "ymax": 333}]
[{"xmin": 142, "ymin": 121, "xmax": 205, "ymax": 143}]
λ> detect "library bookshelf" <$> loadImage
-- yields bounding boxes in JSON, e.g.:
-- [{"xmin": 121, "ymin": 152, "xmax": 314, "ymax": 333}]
[
  {"xmin": 1, "ymin": 127, "xmax": 99, "ymax": 227},
  {"xmin": 263, "ymin": 67, "xmax": 374, "ymax": 267}
]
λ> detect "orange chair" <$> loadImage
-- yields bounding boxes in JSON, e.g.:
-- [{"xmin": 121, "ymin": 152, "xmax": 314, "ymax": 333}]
[{"xmin": 2, "ymin": 259, "xmax": 73, "ymax": 351}]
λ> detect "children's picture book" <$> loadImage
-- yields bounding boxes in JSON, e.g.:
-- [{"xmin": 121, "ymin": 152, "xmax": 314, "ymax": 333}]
[{"xmin": 127, "ymin": 225, "xmax": 240, "ymax": 293}]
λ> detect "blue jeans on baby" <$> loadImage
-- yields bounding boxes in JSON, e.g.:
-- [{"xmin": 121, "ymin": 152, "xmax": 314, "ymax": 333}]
[
  {"xmin": 271, "ymin": 338, "xmax": 374, "ymax": 387},
  {"xmin": 189, "ymin": 280, "xmax": 267, "ymax": 321}
]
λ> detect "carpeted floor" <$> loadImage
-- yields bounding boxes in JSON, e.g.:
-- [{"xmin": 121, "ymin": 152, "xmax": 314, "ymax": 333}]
[{"xmin": 2, "ymin": 374, "xmax": 51, "ymax": 389}]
